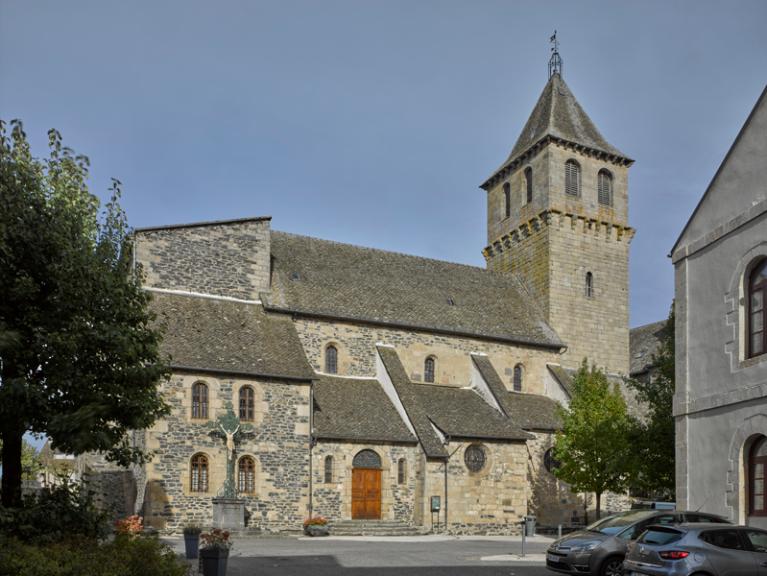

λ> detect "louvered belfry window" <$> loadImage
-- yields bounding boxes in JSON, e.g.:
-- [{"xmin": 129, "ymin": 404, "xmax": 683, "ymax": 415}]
[
  {"xmin": 565, "ymin": 160, "xmax": 580, "ymax": 196},
  {"xmin": 598, "ymin": 169, "xmax": 613, "ymax": 206}
]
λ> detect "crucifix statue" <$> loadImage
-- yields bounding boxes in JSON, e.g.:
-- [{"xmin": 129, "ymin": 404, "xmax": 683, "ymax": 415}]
[{"xmin": 208, "ymin": 401, "xmax": 254, "ymax": 498}]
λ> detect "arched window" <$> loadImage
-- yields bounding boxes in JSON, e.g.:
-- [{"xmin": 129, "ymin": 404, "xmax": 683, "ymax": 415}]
[
  {"xmin": 238, "ymin": 456, "xmax": 256, "ymax": 494},
  {"xmin": 524, "ymin": 167, "xmax": 533, "ymax": 204},
  {"xmin": 325, "ymin": 345, "xmax": 338, "ymax": 374},
  {"xmin": 397, "ymin": 458, "xmax": 406, "ymax": 484},
  {"xmin": 239, "ymin": 385, "xmax": 254, "ymax": 422},
  {"xmin": 324, "ymin": 455, "xmax": 333, "ymax": 483},
  {"xmin": 750, "ymin": 436, "xmax": 767, "ymax": 515},
  {"xmin": 192, "ymin": 382, "xmax": 208, "ymax": 419},
  {"xmin": 749, "ymin": 259, "xmax": 767, "ymax": 358},
  {"xmin": 503, "ymin": 182, "xmax": 511, "ymax": 219},
  {"xmin": 513, "ymin": 364, "xmax": 523, "ymax": 392},
  {"xmin": 598, "ymin": 169, "xmax": 613, "ymax": 206},
  {"xmin": 424, "ymin": 357, "xmax": 436, "ymax": 383},
  {"xmin": 565, "ymin": 160, "xmax": 581, "ymax": 196},
  {"xmin": 190, "ymin": 453, "xmax": 208, "ymax": 492},
  {"xmin": 585, "ymin": 271, "xmax": 594, "ymax": 298}
]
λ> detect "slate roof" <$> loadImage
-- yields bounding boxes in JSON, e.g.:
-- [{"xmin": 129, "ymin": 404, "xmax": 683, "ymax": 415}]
[
  {"xmin": 312, "ymin": 375, "xmax": 417, "ymax": 443},
  {"xmin": 149, "ymin": 291, "xmax": 314, "ymax": 381},
  {"xmin": 377, "ymin": 346, "xmax": 447, "ymax": 458},
  {"xmin": 630, "ymin": 320, "xmax": 669, "ymax": 376},
  {"xmin": 266, "ymin": 231, "xmax": 563, "ymax": 350},
  {"xmin": 507, "ymin": 74, "xmax": 627, "ymax": 164},
  {"xmin": 505, "ymin": 392, "xmax": 562, "ymax": 431},
  {"xmin": 412, "ymin": 384, "xmax": 531, "ymax": 442}
]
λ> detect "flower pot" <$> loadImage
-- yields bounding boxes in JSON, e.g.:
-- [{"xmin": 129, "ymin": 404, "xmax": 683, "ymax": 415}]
[
  {"xmin": 200, "ymin": 547, "xmax": 229, "ymax": 576},
  {"xmin": 184, "ymin": 533, "xmax": 200, "ymax": 559},
  {"xmin": 305, "ymin": 524, "xmax": 329, "ymax": 537}
]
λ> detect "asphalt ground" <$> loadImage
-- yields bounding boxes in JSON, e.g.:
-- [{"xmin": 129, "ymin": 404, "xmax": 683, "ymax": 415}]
[{"xmin": 167, "ymin": 534, "xmax": 557, "ymax": 576}]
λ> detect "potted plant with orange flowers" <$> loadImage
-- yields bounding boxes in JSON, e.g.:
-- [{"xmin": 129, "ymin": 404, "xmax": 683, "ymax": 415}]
[
  {"xmin": 303, "ymin": 515, "xmax": 329, "ymax": 537},
  {"xmin": 199, "ymin": 528, "xmax": 232, "ymax": 576}
]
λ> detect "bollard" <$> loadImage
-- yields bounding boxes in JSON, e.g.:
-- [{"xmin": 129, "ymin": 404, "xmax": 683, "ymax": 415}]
[
  {"xmin": 520, "ymin": 521, "xmax": 526, "ymax": 557},
  {"xmin": 558, "ymin": 524, "xmax": 562, "ymax": 539}
]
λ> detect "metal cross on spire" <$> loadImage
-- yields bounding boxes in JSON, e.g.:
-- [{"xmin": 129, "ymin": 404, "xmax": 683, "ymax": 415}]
[{"xmin": 549, "ymin": 30, "xmax": 563, "ymax": 79}]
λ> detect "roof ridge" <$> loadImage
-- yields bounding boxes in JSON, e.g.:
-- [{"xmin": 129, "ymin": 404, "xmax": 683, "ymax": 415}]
[{"xmin": 135, "ymin": 215, "xmax": 271, "ymax": 233}]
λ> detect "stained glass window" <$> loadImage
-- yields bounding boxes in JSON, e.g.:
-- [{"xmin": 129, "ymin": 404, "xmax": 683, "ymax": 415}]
[{"xmin": 464, "ymin": 444, "xmax": 487, "ymax": 473}]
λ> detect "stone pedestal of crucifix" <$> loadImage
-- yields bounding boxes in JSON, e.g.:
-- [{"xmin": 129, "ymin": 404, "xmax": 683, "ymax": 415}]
[{"xmin": 208, "ymin": 403, "xmax": 253, "ymax": 530}]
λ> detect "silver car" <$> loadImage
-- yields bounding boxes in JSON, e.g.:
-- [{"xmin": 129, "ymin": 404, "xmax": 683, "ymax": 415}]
[
  {"xmin": 546, "ymin": 510, "xmax": 729, "ymax": 576},
  {"xmin": 623, "ymin": 523, "xmax": 767, "ymax": 576}
]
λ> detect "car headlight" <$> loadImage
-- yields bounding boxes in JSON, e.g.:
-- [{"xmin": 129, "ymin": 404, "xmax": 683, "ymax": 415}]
[{"xmin": 571, "ymin": 541, "xmax": 600, "ymax": 553}]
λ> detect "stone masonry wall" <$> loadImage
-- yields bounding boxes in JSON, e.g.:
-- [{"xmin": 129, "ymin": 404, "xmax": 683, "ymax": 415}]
[
  {"xmin": 485, "ymin": 143, "xmax": 632, "ymax": 375},
  {"xmin": 141, "ymin": 372, "xmax": 310, "ymax": 533},
  {"xmin": 294, "ymin": 318, "xmax": 561, "ymax": 396},
  {"xmin": 134, "ymin": 218, "xmax": 271, "ymax": 301},
  {"xmin": 311, "ymin": 441, "xmax": 421, "ymax": 523},
  {"xmin": 421, "ymin": 441, "xmax": 528, "ymax": 535}
]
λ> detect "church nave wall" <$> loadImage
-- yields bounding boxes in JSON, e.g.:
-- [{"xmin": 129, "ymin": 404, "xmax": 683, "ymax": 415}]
[{"xmin": 293, "ymin": 317, "xmax": 559, "ymax": 395}]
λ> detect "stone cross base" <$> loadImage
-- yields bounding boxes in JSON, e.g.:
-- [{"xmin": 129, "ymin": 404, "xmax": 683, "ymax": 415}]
[{"xmin": 212, "ymin": 497, "xmax": 246, "ymax": 530}]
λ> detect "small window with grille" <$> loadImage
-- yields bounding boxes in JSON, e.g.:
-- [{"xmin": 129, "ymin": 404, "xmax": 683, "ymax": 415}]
[
  {"xmin": 565, "ymin": 160, "xmax": 581, "ymax": 196},
  {"xmin": 586, "ymin": 272, "xmax": 594, "ymax": 298},
  {"xmin": 239, "ymin": 385, "xmax": 254, "ymax": 422},
  {"xmin": 598, "ymin": 169, "xmax": 613, "ymax": 206},
  {"xmin": 190, "ymin": 453, "xmax": 209, "ymax": 492},
  {"xmin": 424, "ymin": 357, "xmax": 436, "ymax": 383},
  {"xmin": 513, "ymin": 364, "xmax": 523, "ymax": 392},
  {"xmin": 192, "ymin": 382, "xmax": 209, "ymax": 419},
  {"xmin": 397, "ymin": 458, "xmax": 406, "ymax": 484},
  {"xmin": 324, "ymin": 455, "xmax": 333, "ymax": 483},
  {"xmin": 238, "ymin": 456, "xmax": 256, "ymax": 494},
  {"xmin": 325, "ymin": 345, "xmax": 338, "ymax": 374},
  {"xmin": 503, "ymin": 182, "xmax": 511, "ymax": 219}
]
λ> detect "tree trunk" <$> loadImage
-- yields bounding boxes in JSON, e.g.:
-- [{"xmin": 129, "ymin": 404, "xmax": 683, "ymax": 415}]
[
  {"xmin": 595, "ymin": 491, "xmax": 602, "ymax": 520},
  {"xmin": 1, "ymin": 426, "xmax": 24, "ymax": 508}
]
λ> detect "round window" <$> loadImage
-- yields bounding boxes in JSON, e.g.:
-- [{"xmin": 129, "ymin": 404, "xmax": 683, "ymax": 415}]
[{"xmin": 464, "ymin": 444, "xmax": 487, "ymax": 472}]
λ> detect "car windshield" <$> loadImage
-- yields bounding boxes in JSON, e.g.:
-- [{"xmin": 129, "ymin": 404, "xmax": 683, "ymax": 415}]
[{"xmin": 586, "ymin": 511, "xmax": 654, "ymax": 535}]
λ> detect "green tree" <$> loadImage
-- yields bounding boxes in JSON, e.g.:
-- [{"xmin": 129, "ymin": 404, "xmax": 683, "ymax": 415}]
[
  {"xmin": 627, "ymin": 306, "xmax": 675, "ymax": 499},
  {"xmin": 0, "ymin": 120, "xmax": 169, "ymax": 507},
  {"xmin": 0, "ymin": 439, "xmax": 42, "ymax": 481},
  {"xmin": 553, "ymin": 361, "xmax": 635, "ymax": 518}
]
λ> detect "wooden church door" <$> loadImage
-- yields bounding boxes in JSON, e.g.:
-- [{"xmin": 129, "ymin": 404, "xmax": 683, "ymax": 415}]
[{"xmin": 351, "ymin": 449, "xmax": 382, "ymax": 520}]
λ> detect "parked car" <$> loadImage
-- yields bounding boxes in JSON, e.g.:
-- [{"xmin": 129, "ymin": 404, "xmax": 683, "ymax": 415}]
[
  {"xmin": 623, "ymin": 523, "xmax": 767, "ymax": 576},
  {"xmin": 546, "ymin": 510, "xmax": 729, "ymax": 576}
]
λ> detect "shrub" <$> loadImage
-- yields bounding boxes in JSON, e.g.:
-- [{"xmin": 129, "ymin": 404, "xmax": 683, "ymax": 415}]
[
  {"xmin": 0, "ymin": 534, "xmax": 187, "ymax": 576},
  {"xmin": 0, "ymin": 480, "xmax": 109, "ymax": 544}
]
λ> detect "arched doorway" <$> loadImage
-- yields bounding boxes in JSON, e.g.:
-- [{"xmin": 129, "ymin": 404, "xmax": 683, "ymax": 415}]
[
  {"xmin": 352, "ymin": 449, "xmax": 382, "ymax": 520},
  {"xmin": 748, "ymin": 435, "xmax": 767, "ymax": 528}
]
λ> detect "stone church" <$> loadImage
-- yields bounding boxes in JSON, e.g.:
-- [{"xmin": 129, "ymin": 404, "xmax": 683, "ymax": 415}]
[{"xmin": 131, "ymin": 61, "xmax": 636, "ymax": 533}]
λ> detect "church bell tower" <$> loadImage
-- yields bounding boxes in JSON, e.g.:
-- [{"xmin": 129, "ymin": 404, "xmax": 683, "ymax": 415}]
[{"xmin": 481, "ymin": 41, "xmax": 634, "ymax": 375}]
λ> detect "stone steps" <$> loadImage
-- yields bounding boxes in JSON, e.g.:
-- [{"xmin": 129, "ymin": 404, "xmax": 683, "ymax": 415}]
[{"xmin": 328, "ymin": 520, "xmax": 428, "ymax": 536}]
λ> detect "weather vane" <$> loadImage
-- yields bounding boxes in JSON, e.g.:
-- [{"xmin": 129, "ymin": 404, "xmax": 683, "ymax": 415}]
[{"xmin": 549, "ymin": 30, "xmax": 562, "ymax": 79}]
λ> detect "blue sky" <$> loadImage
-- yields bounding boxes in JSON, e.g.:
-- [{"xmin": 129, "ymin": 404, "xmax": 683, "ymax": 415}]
[{"xmin": 1, "ymin": 0, "xmax": 766, "ymax": 328}]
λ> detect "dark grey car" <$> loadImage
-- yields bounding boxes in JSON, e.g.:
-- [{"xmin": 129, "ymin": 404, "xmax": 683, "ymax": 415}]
[
  {"xmin": 546, "ymin": 510, "xmax": 729, "ymax": 576},
  {"xmin": 624, "ymin": 523, "xmax": 767, "ymax": 576}
]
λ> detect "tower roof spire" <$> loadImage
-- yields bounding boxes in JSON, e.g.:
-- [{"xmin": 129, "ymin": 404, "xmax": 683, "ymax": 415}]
[{"xmin": 549, "ymin": 30, "xmax": 562, "ymax": 78}]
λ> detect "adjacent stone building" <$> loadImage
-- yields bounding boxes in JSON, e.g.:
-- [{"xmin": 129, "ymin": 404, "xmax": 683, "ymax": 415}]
[
  {"xmin": 131, "ymin": 63, "xmax": 637, "ymax": 533},
  {"xmin": 673, "ymin": 85, "xmax": 767, "ymax": 527}
]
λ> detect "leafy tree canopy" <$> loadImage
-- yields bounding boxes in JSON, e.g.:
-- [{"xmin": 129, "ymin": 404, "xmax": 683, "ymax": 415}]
[
  {"xmin": 627, "ymin": 305, "xmax": 675, "ymax": 499},
  {"xmin": 553, "ymin": 360, "xmax": 635, "ymax": 518},
  {"xmin": 0, "ymin": 120, "xmax": 169, "ymax": 507}
]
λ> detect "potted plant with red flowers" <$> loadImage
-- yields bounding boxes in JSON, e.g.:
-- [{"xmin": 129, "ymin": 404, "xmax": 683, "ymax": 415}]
[
  {"xmin": 183, "ymin": 524, "xmax": 202, "ymax": 559},
  {"xmin": 303, "ymin": 516, "xmax": 329, "ymax": 537},
  {"xmin": 200, "ymin": 528, "xmax": 232, "ymax": 576}
]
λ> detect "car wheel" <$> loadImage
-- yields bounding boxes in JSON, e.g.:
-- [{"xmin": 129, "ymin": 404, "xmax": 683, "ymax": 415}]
[{"xmin": 600, "ymin": 556, "xmax": 624, "ymax": 576}]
